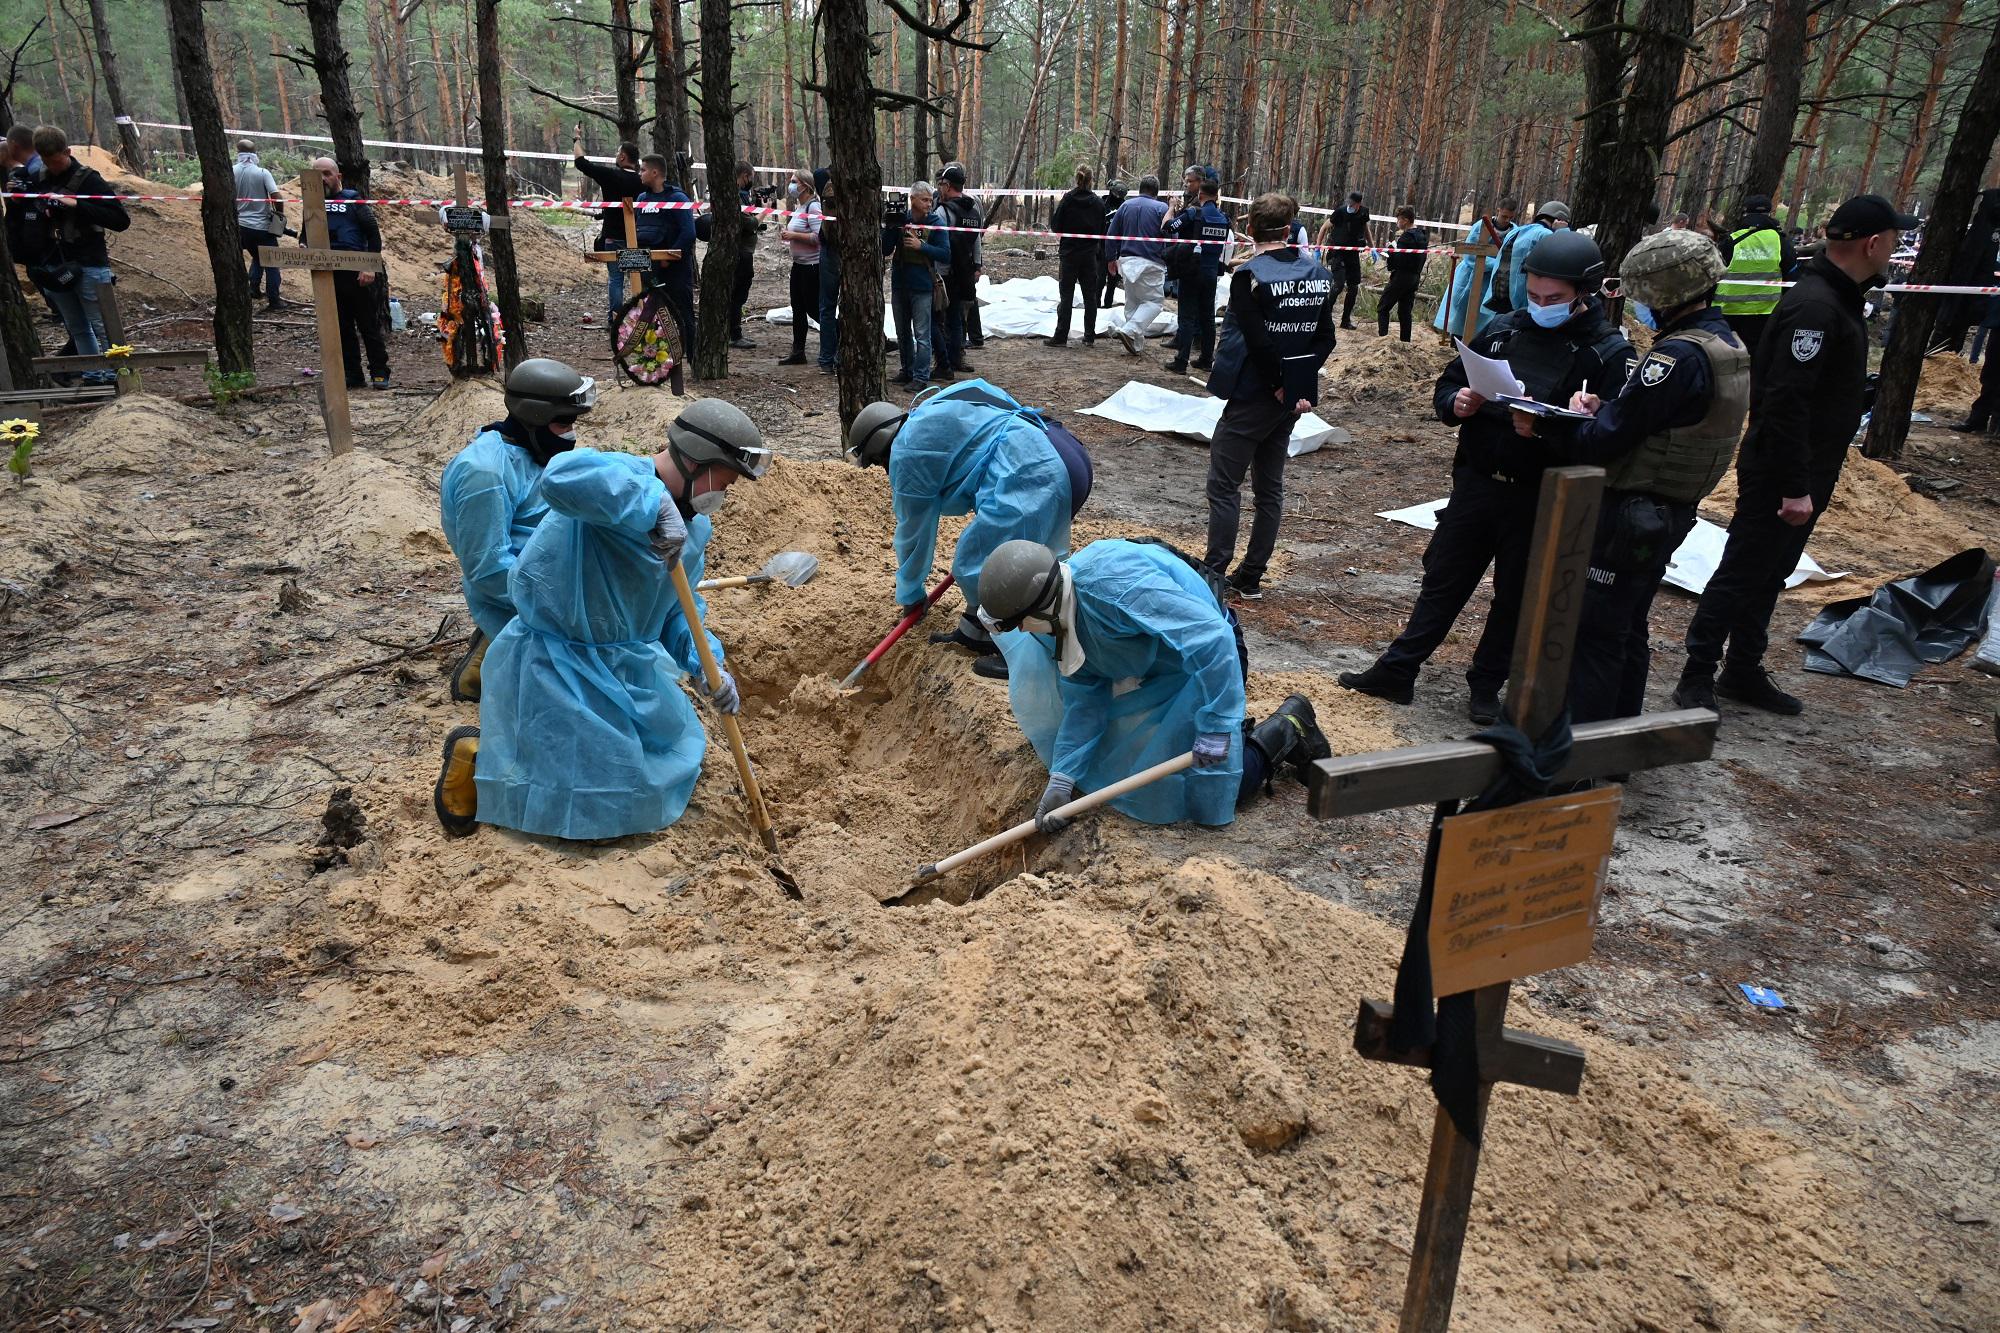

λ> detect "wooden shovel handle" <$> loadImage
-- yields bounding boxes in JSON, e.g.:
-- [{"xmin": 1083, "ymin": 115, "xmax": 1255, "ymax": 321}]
[
  {"xmin": 696, "ymin": 574, "xmax": 771, "ymax": 590},
  {"xmin": 668, "ymin": 562, "xmax": 776, "ymax": 850}
]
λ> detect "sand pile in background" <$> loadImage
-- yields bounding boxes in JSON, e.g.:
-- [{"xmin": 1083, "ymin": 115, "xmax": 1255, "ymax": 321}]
[
  {"xmin": 1914, "ymin": 353, "xmax": 1985, "ymax": 416},
  {"xmin": 284, "ymin": 448, "xmax": 451, "ymax": 567},
  {"xmin": 1323, "ymin": 337, "xmax": 1454, "ymax": 404},
  {"xmin": 402, "ymin": 378, "xmax": 698, "ymax": 469},
  {"xmin": 1705, "ymin": 450, "xmax": 1980, "ymax": 595}
]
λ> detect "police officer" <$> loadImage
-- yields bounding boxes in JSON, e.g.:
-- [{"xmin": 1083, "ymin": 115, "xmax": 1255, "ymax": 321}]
[
  {"xmin": 1100, "ymin": 181, "xmax": 1129, "ymax": 313},
  {"xmin": 1715, "ymin": 193, "xmax": 1799, "ymax": 352},
  {"xmin": 1340, "ymin": 229, "xmax": 1631, "ymax": 723},
  {"xmin": 1165, "ymin": 177, "xmax": 1232, "ymax": 375},
  {"xmin": 1319, "ymin": 191, "xmax": 1369, "ymax": 329},
  {"xmin": 312, "ymin": 157, "xmax": 390, "ymax": 390},
  {"xmin": 1673, "ymin": 194, "xmax": 1917, "ymax": 717},
  {"xmin": 1533, "ymin": 230, "xmax": 1749, "ymax": 724}
]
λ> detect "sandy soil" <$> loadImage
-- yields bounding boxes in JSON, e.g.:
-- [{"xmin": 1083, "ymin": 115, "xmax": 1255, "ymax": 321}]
[{"xmin": 1, "ymin": 225, "xmax": 1995, "ymax": 1332}]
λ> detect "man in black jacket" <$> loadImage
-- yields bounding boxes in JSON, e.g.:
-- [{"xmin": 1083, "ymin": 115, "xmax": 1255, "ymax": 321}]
[
  {"xmin": 936, "ymin": 164, "xmax": 982, "ymax": 374},
  {"xmin": 1376, "ymin": 205, "xmax": 1428, "ymax": 340},
  {"xmin": 1340, "ymin": 230, "xmax": 1632, "ymax": 722},
  {"xmin": 1672, "ymin": 194, "xmax": 1915, "ymax": 717},
  {"xmin": 1100, "ymin": 181, "xmax": 1128, "ymax": 309},
  {"xmin": 572, "ymin": 136, "xmax": 643, "ymax": 317},
  {"xmin": 1046, "ymin": 166, "xmax": 1104, "ymax": 347},
  {"xmin": 729, "ymin": 162, "xmax": 761, "ymax": 350},
  {"xmin": 1319, "ymin": 191, "xmax": 1369, "ymax": 329},
  {"xmin": 16, "ymin": 126, "xmax": 129, "ymax": 383}
]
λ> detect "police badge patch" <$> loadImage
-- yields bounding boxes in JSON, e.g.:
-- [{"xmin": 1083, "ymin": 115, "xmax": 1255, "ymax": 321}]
[
  {"xmin": 1638, "ymin": 352, "xmax": 1676, "ymax": 387},
  {"xmin": 1791, "ymin": 328, "xmax": 1824, "ymax": 362}
]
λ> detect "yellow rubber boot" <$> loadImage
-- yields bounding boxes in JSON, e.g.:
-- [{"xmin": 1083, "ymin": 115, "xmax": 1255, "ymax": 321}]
[
  {"xmin": 449, "ymin": 629, "xmax": 488, "ymax": 703},
  {"xmin": 432, "ymin": 725, "xmax": 481, "ymax": 836}
]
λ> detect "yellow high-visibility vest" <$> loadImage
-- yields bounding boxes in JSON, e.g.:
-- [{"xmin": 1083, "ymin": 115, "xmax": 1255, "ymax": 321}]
[{"xmin": 1717, "ymin": 226, "xmax": 1782, "ymax": 316}]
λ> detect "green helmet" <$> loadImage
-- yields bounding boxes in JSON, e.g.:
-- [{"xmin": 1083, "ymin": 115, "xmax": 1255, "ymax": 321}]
[
  {"xmin": 504, "ymin": 357, "xmax": 597, "ymax": 427},
  {"xmin": 979, "ymin": 540, "xmax": 1064, "ymax": 629},
  {"xmin": 846, "ymin": 401, "xmax": 907, "ymax": 468},
  {"xmin": 666, "ymin": 399, "xmax": 773, "ymax": 480},
  {"xmin": 1617, "ymin": 229, "xmax": 1726, "ymax": 308}
]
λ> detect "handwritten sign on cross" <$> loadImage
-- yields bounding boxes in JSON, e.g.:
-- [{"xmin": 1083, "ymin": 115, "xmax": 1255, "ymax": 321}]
[
  {"xmin": 258, "ymin": 168, "xmax": 383, "ymax": 457},
  {"xmin": 1306, "ymin": 465, "xmax": 1720, "ymax": 1333}
]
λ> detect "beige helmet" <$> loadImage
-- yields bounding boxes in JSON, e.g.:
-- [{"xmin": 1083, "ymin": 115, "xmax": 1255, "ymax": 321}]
[{"xmin": 1618, "ymin": 229, "xmax": 1726, "ymax": 308}]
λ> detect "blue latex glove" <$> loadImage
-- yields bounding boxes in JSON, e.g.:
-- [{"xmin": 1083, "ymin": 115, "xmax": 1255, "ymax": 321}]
[
  {"xmin": 703, "ymin": 669, "xmax": 740, "ymax": 715},
  {"xmin": 1034, "ymin": 774, "xmax": 1077, "ymax": 834},
  {"xmin": 1192, "ymin": 732, "xmax": 1232, "ymax": 768}
]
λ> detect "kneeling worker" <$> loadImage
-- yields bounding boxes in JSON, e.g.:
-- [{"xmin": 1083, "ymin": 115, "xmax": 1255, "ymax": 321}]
[
  {"xmin": 978, "ymin": 538, "xmax": 1331, "ymax": 830},
  {"xmin": 439, "ymin": 357, "xmax": 599, "ymax": 701},
  {"xmin": 847, "ymin": 380, "xmax": 1093, "ymax": 678},
  {"xmin": 433, "ymin": 401, "xmax": 773, "ymax": 841}
]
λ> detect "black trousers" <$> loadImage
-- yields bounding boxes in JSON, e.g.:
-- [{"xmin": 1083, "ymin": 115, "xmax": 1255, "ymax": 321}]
[
  {"xmin": 1203, "ymin": 392, "xmax": 1294, "ymax": 584},
  {"xmin": 787, "ymin": 262, "xmax": 818, "ymax": 357},
  {"xmin": 1374, "ymin": 466, "xmax": 1537, "ymax": 692},
  {"xmin": 730, "ymin": 251, "xmax": 754, "ymax": 339},
  {"xmin": 332, "ymin": 271, "xmax": 389, "ymax": 385},
  {"xmin": 1053, "ymin": 249, "xmax": 1100, "ymax": 343},
  {"xmin": 1724, "ymin": 313, "xmax": 1770, "ymax": 357},
  {"xmin": 1174, "ymin": 271, "xmax": 1219, "ymax": 363},
  {"xmin": 1966, "ymin": 343, "xmax": 1999, "ymax": 427},
  {"xmin": 1378, "ymin": 271, "xmax": 1421, "ymax": 340},
  {"xmin": 1335, "ymin": 251, "xmax": 1362, "ymax": 323},
  {"xmin": 1101, "ymin": 260, "xmax": 1119, "ymax": 308},
  {"xmin": 1570, "ymin": 498, "xmax": 1699, "ymax": 724},
  {"xmin": 1684, "ymin": 478, "xmax": 1834, "ymax": 673}
]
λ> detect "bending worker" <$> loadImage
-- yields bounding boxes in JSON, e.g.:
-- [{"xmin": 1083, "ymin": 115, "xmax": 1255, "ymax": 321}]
[
  {"xmin": 439, "ymin": 357, "xmax": 600, "ymax": 701},
  {"xmin": 978, "ymin": 538, "xmax": 1331, "ymax": 831},
  {"xmin": 847, "ymin": 380, "xmax": 1094, "ymax": 680},
  {"xmin": 432, "ymin": 401, "xmax": 772, "ymax": 841}
]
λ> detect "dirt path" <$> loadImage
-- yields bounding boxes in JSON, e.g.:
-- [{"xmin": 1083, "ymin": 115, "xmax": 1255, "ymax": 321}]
[{"xmin": 1, "ymin": 233, "xmax": 1995, "ymax": 1331}]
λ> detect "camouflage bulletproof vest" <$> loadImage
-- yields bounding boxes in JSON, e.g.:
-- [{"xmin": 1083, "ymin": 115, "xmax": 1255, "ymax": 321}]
[{"xmin": 1604, "ymin": 325, "xmax": 1751, "ymax": 502}]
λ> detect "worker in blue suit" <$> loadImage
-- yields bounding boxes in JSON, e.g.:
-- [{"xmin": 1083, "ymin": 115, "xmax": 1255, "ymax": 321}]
[
  {"xmin": 1433, "ymin": 198, "xmax": 1516, "ymax": 337},
  {"xmin": 977, "ymin": 539, "xmax": 1330, "ymax": 828},
  {"xmin": 1484, "ymin": 200, "xmax": 1568, "ymax": 317},
  {"xmin": 431, "ymin": 400, "xmax": 774, "ymax": 842},
  {"xmin": 846, "ymin": 380, "xmax": 1095, "ymax": 680},
  {"xmin": 439, "ymin": 358, "xmax": 601, "ymax": 703}
]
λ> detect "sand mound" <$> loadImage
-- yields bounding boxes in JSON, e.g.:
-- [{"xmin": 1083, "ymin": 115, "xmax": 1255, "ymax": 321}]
[
  {"xmin": 1914, "ymin": 353, "xmax": 1984, "ymax": 415},
  {"xmin": 1323, "ymin": 337, "xmax": 1454, "ymax": 404},
  {"xmin": 285, "ymin": 447, "xmax": 449, "ymax": 567},
  {"xmin": 41, "ymin": 392, "xmax": 232, "ymax": 476},
  {"xmin": 1704, "ymin": 450, "xmax": 1980, "ymax": 596},
  {"xmin": 394, "ymin": 379, "xmax": 700, "ymax": 471}
]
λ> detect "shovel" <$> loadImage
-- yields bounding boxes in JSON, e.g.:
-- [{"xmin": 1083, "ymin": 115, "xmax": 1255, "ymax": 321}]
[
  {"xmin": 882, "ymin": 752, "xmax": 1196, "ymax": 906},
  {"xmin": 837, "ymin": 574, "xmax": 956, "ymax": 691},
  {"xmin": 668, "ymin": 562, "xmax": 802, "ymax": 899},
  {"xmin": 697, "ymin": 550, "xmax": 820, "ymax": 591}
]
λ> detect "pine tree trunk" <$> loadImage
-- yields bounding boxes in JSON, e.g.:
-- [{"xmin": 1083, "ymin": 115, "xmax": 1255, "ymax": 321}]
[
  {"xmin": 306, "ymin": 0, "xmax": 372, "ymax": 199},
  {"xmin": 0, "ymin": 215, "xmax": 40, "ymax": 388},
  {"xmin": 1151, "ymin": 0, "xmax": 1176, "ymax": 178},
  {"xmin": 426, "ymin": 2, "xmax": 453, "ymax": 141},
  {"xmin": 1856, "ymin": 28, "xmax": 1902, "ymax": 195},
  {"xmin": 84, "ymin": 0, "xmax": 148, "ymax": 173},
  {"xmin": 162, "ymin": 0, "xmax": 193, "ymax": 153},
  {"xmin": 781, "ymin": 0, "xmax": 799, "ymax": 163},
  {"xmin": 1182, "ymin": 0, "xmax": 1204, "ymax": 166},
  {"xmin": 694, "ymin": 0, "xmax": 740, "ymax": 380},
  {"xmin": 163, "ymin": 0, "xmax": 254, "ymax": 375},
  {"xmin": 820, "ymin": 0, "xmax": 885, "ymax": 429},
  {"xmin": 1736, "ymin": 0, "xmax": 1809, "ymax": 211},
  {"xmin": 1893, "ymin": 0, "xmax": 1966, "ymax": 205},
  {"xmin": 1105, "ymin": 0, "xmax": 1128, "ymax": 181},
  {"xmin": 912, "ymin": 0, "xmax": 931, "ymax": 177},
  {"xmin": 1866, "ymin": 16, "xmax": 1999, "ymax": 460},
  {"xmin": 268, "ymin": 0, "xmax": 296, "ymax": 137},
  {"xmin": 476, "ymin": 0, "xmax": 527, "ymax": 372}
]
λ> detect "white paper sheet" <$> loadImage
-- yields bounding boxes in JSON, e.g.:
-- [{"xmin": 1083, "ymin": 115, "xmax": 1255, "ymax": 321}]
[
  {"xmin": 1081, "ymin": 381, "xmax": 1348, "ymax": 457},
  {"xmin": 1373, "ymin": 501, "xmax": 1848, "ymax": 595},
  {"xmin": 1453, "ymin": 337, "xmax": 1524, "ymax": 400}
]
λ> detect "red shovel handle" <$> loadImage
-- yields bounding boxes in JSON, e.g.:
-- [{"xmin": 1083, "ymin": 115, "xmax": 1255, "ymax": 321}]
[{"xmin": 840, "ymin": 575, "xmax": 956, "ymax": 689}]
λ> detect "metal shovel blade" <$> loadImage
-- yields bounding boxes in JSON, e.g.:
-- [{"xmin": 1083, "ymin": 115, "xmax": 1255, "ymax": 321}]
[{"xmin": 763, "ymin": 550, "xmax": 820, "ymax": 587}]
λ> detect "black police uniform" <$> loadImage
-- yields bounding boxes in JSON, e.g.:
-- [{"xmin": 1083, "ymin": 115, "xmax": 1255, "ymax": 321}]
[
  {"xmin": 1545, "ymin": 308, "xmax": 1748, "ymax": 722},
  {"xmin": 731, "ymin": 185, "xmax": 760, "ymax": 342},
  {"xmin": 1377, "ymin": 225, "xmax": 1429, "ymax": 341},
  {"xmin": 1366, "ymin": 301, "xmax": 1632, "ymax": 696},
  {"xmin": 324, "ymin": 187, "xmax": 389, "ymax": 388},
  {"xmin": 1682, "ymin": 255, "xmax": 1868, "ymax": 679},
  {"xmin": 1166, "ymin": 200, "xmax": 1232, "ymax": 369},
  {"xmin": 1323, "ymin": 204, "xmax": 1369, "ymax": 325},
  {"xmin": 1049, "ymin": 184, "xmax": 1105, "ymax": 344}
]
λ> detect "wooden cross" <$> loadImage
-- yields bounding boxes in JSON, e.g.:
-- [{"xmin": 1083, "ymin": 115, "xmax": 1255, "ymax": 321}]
[
  {"xmin": 28, "ymin": 282, "xmax": 207, "ymax": 398},
  {"xmin": 438, "ymin": 165, "xmax": 509, "ymax": 240},
  {"xmin": 584, "ymin": 196, "xmax": 680, "ymax": 304},
  {"xmin": 258, "ymin": 168, "xmax": 385, "ymax": 457},
  {"xmin": 1444, "ymin": 242, "xmax": 1500, "ymax": 348},
  {"xmin": 1306, "ymin": 465, "xmax": 1719, "ymax": 1333}
]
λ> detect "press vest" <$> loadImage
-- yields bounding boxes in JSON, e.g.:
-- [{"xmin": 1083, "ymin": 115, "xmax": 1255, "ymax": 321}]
[
  {"xmin": 1207, "ymin": 249, "xmax": 1335, "ymax": 399},
  {"xmin": 1603, "ymin": 327, "xmax": 1750, "ymax": 502},
  {"xmin": 324, "ymin": 190, "xmax": 373, "ymax": 251},
  {"xmin": 1717, "ymin": 227, "xmax": 1782, "ymax": 315}
]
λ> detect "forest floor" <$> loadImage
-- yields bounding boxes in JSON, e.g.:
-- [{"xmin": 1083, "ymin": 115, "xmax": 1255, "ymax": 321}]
[{"xmin": 0, "ymin": 230, "xmax": 1996, "ymax": 1333}]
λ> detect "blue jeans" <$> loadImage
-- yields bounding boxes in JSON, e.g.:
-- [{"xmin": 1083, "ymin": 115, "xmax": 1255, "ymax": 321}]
[
  {"xmin": 817, "ymin": 246, "xmax": 840, "ymax": 367},
  {"xmin": 606, "ymin": 264, "xmax": 626, "ymax": 316},
  {"xmin": 45, "ymin": 266, "xmax": 117, "ymax": 384},
  {"xmin": 892, "ymin": 281, "xmax": 934, "ymax": 384},
  {"xmin": 239, "ymin": 226, "xmax": 281, "ymax": 301}
]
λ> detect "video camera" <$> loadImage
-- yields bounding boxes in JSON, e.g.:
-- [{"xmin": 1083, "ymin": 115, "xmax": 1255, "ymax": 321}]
[
  {"xmin": 883, "ymin": 197, "xmax": 912, "ymax": 230},
  {"xmin": 750, "ymin": 182, "xmax": 779, "ymax": 205}
]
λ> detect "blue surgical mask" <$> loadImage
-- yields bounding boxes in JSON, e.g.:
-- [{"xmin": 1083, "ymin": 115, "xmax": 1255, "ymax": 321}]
[
  {"xmin": 1630, "ymin": 300, "xmax": 1659, "ymax": 331},
  {"xmin": 1526, "ymin": 300, "xmax": 1573, "ymax": 330}
]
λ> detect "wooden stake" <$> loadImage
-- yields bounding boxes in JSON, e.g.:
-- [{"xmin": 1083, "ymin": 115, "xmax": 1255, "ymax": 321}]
[{"xmin": 300, "ymin": 169, "xmax": 352, "ymax": 457}]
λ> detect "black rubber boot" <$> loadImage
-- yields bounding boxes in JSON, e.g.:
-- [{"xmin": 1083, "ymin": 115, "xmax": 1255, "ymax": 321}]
[
  {"xmin": 1338, "ymin": 662, "xmax": 1415, "ymax": 705},
  {"xmin": 449, "ymin": 628, "xmax": 488, "ymax": 703},
  {"xmin": 1250, "ymin": 694, "xmax": 1333, "ymax": 785},
  {"xmin": 927, "ymin": 614, "xmax": 1000, "ymax": 657},
  {"xmin": 1717, "ymin": 661, "xmax": 1803, "ymax": 715},
  {"xmin": 1467, "ymin": 684, "xmax": 1502, "ymax": 726},
  {"xmin": 1671, "ymin": 661, "xmax": 1717, "ymax": 711},
  {"xmin": 971, "ymin": 654, "xmax": 1010, "ymax": 680}
]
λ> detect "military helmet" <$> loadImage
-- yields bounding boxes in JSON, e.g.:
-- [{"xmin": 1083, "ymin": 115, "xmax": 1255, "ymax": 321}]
[
  {"xmin": 1521, "ymin": 228, "xmax": 1606, "ymax": 292},
  {"xmin": 978, "ymin": 540, "xmax": 1064, "ymax": 630},
  {"xmin": 846, "ymin": 401, "xmax": 907, "ymax": 468},
  {"xmin": 1536, "ymin": 200, "xmax": 1571, "ymax": 224},
  {"xmin": 667, "ymin": 398, "xmax": 773, "ymax": 479},
  {"xmin": 1617, "ymin": 229, "xmax": 1726, "ymax": 308},
  {"xmin": 504, "ymin": 358, "xmax": 597, "ymax": 427},
  {"xmin": 1106, "ymin": 181, "xmax": 1129, "ymax": 203}
]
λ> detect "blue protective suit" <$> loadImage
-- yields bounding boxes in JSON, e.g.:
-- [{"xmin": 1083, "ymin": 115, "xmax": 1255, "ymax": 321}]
[
  {"xmin": 996, "ymin": 540, "xmax": 1247, "ymax": 827},
  {"xmin": 440, "ymin": 423, "xmax": 554, "ymax": 639},
  {"xmin": 1433, "ymin": 217, "xmax": 1507, "ymax": 336},
  {"xmin": 889, "ymin": 379, "xmax": 1074, "ymax": 613},
  {"xmin": 1491, "ymin": 220, "xmax": 1553, "ymax": 315},
  {"xmin": 473, "ymin": 448, "xmax": 725, "ymax": 841}
]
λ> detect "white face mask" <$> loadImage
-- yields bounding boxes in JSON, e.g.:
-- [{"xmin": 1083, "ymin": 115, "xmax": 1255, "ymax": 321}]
[
  {"xmin": 550, "ymin": 427, "xmax": 577, "ymax": 442},
  {"xmin": 690, "ymin": 490, "xmax": 726, "ymax": 516},
  {"xmin": 1020, "ymin": 615, "xmax": 1056, "ymax": 636}
]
